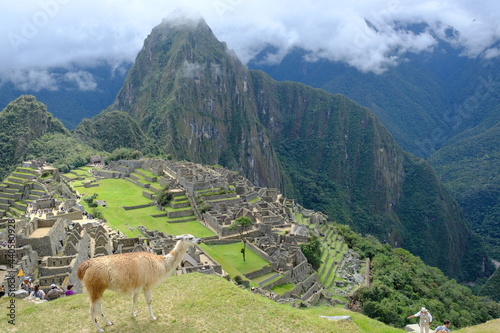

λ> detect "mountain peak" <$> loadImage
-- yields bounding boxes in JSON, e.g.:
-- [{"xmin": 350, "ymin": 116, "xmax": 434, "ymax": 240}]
[{"xmin": 159, "ymin": 9, "xmax": 209, "ymax": 32}]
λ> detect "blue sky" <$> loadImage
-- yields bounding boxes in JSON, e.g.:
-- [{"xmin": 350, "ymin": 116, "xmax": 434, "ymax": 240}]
[{"xmin": 1, "ymin": 0, "xmax": 499, "ymax": 90}]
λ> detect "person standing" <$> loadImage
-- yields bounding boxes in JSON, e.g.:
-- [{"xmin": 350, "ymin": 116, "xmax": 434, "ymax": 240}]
[
  {"xmin": 434, "ymin": 319, "xmax": 451, "ymax": 332},
  {"xmin": 407, "ymin": 307, "xmax": 433, "ymax": 333}
]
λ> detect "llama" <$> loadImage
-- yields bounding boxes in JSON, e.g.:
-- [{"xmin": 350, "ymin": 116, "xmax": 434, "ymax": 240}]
[{"xmin": 77, "ymin": 234, "xmax": 202, "ymax": 332}]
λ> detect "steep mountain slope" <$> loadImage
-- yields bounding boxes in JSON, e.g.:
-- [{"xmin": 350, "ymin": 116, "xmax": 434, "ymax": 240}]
[
  {"xmin": 250, "ymin": 43, "xmax": 500, "ymax": 262},
  {"xmin": 111, "ymin": 19, "xmax": 283, "ymax": 187},
  {"xmin": 0, "ymin": 95, "xmax": 102, "ymax": 178},
  {"xmin": 0, "ymin": 95, "xmax": 68, "ymax": 178},
  {"xmin": 77, "ymin": 18, "xmax": 492, "ymax": 281},
  {"xmin": 249, "ymin": 45, "xmax": 499, "ymax": 159},
  {"xmin": 74, "ymin": 110, "xmax": 149, "ymax": 153},
  {"xmin": 428, "ymin": 112, "xmax": 500, "ymax": 260}
]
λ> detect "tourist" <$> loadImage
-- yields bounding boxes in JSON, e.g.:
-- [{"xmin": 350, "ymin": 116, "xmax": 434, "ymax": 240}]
[
  {"xmin": 46, "ymin": 284, "xmax": 64, "ymax": 301},
  {"xmin": 407, "ymin": 307, "xmax": 433, "ymax": 333},
  {"xmin": 30, "ymin": 284, "xmax": 46, "ymax": 300},
  {"xmin": 65, "ymin": 284, "xmax": 75, "ymax": 296},
  {"xmin": 435, "ymin": 320, "xmax": 451, "ymax": 332},
  {"xmin": 19, "ymin": 277, "xmax": 33, "ymax": 293}
]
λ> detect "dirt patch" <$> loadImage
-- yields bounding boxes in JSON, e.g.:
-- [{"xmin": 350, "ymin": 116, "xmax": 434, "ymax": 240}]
[{"xmin": 29, "ymin": 227, "xmax": 51, "ymax": 238}]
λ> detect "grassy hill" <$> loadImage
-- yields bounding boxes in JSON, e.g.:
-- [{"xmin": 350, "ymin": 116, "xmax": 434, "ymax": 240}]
[{"xmin": 1, "ymin": 274, "xmax": 498, "ymax": 333}]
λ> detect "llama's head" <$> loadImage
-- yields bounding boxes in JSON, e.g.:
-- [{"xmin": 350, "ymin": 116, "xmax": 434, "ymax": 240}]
[{"xmin": 174, "ymin": 234, "xmax": 202, "ymax": 246}]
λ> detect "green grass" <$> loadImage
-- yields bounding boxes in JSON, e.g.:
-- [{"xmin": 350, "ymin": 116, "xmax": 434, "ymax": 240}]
[
  {"xmin": 130, "ymin": 173, "xmax": 153, "ymax": 185},
  {"xmin": 271, "ymin": 283, "xmax": 296, "ymax": 295},
  {"xmin": 75, "ymin": 178, "xmax": 214, "ymax": 238},
  {"xmin": 80, "ymin": 179, "xmax": 152, "ymax": 206},
  {"xmin": 135, "ymin": 168, "xmax": 156, "ymax": 178},
  {"xmin": 248, "ymin": 197, "xmax": 261, "ymax": 203},
  {"xmin": 201, "ymin": 243, "xmax": 270, "ymax": 278},
  {"xmin": 251, "ymin": 272, "xmax": 278, "ymax": 284},
  {"xmin": 0, "ymin": 273, "xmax": 417, "ymax": 333},
  {"xmin": 71, "ymin": 169, "xmax": 92, "ymax": 176}
]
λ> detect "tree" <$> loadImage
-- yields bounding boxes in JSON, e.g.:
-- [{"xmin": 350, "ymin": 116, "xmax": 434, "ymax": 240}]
[
  {"xmin": 228, "ymin": 216, "xmax": 253, "ymax": 261},
  {"xmin": 156, "ymin": 185, "xmax": 173, "ymax": 206},
  {"xmin": 300, "ymin": 235, "xmax": 322, "ymax": 270}
]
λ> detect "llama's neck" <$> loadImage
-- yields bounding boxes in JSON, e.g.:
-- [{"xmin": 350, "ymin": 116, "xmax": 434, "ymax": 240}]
[{"xmin": 163, "ymin": 242, "xmax": 188, "ymax": 275}]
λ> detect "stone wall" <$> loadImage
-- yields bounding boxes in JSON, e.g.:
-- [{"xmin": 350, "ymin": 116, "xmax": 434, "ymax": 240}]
[
  {"xmin": 166, "ymin": 209, "xmax": 194, "ymax": 218},
  {"xmin": 246, "ymin": 242, "xmax": 272, "ymax": 262},
  {"xmin": 1, "ymin": 245, "xmax": 38, "ymax": 292},
  {"xmin": 126, "ymin": 177, "xmax": 150, "ymax": 189},
  {"xmin": 93, "ymin": 170, "xmax": 128, "ymax": 179},
  {"xmin": 244, "ymin": 265, "xmax": 274, "ymax": 279},
  {"xmin": 16, "ymin": 218, "xmax": 67, "ymax": 257},
  {"xmin": 122, "ymin": 203, "xmax": 153, "ymax": 210}
]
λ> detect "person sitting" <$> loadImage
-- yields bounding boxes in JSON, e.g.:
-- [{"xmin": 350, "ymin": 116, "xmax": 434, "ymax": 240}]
[
  {"xmin": 46, "ymin": 284, "xmax": 64, "ymax": 301},
  {"xmin": 19, "ymin": 277, "xmax": 33, "ymax": 293},
  {"xmin": 435, "ymin": 320, "xmax": 452, "ymax": 332},
  {"xmin": 65, "ymin": 284, "xmax": 75, "ymax": 296},
  {"xmin": 30, "ymin": 284, "xmax": 46, "ymax": 300}
]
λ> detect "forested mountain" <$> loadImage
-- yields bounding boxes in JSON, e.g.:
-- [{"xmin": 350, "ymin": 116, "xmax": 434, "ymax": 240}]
[
  {"xmin": 75, "ymin": 18, "xmax": 492, "ymax": 281},
  {"xmin": 0, "ymin": 95, "xmax": 101, "ymax": 178},
  {"xmin": 249, "ymin": 42, "xmax": 500, "ymax": 261},
  {"xmin": 0, "ymin": 95, "xmax": 68, "ymax": 178}
]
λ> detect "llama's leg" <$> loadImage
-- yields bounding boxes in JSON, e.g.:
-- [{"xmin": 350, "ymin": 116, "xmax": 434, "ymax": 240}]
[
  {"xmin": 143, "ymin": 289, "xmax": 156, "ymax": 320},
  {"xmin": 131, "ymin": 291, "xmax": 140, "ymax": 317},
  {"xmin": 95, "ymin": 299, "xmax": 113, "ymax": 327},
  {"xmin": 90, "ymin": 301, "xmax": 104, "ymax": 333}
]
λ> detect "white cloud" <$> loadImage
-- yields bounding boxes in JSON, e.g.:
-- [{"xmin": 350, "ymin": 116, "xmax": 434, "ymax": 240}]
[
  {"xmin": 9, "ymin": 69, "xmax": 59, "ymax": 92},
  {"xmin": 0, "ymin": 0, "xmax": 499, "ymax": 88},
  {"xmin": 64, "ymin": 70, "xmax": 97, "ymax": 91}
]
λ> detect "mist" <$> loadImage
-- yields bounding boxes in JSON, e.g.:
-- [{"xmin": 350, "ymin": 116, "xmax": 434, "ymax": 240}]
[{"xmin": 1, "ymin": 0, "xmax": 499, "ymax": 91}]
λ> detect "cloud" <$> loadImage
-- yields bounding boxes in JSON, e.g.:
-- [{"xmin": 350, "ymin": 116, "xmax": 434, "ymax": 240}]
[
  {"xmin": 64, "ymin": 70, "xmax": 97, "ymax": 91},
  {"xmin": 7, "ymin": 68, "xmax": 97, "ymax": 92},
  {"xmin": 0, "ymin": 0, "xmax": 499, "ymax": 88},
  {"xmin": 9, "ymin": 69, "xmax": 59, "ymax": 92}
]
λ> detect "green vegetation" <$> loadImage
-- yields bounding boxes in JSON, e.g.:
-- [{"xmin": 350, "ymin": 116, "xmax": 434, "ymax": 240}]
[
  {"xmin": 0, "ymin": 273, "xmax": 415, "ymax": 333},
  {"xmin": 428, "ymin": 120, "xmax": 500, "ymax": 261},
  {"xmin": 0, "ymin": 95, "xmax": 70, "ymax": 179},
  {"xmin": 480, "ymin": 267, "xmax": 500, "ymax": 301},
  {"xmin": 76, "ymin": 177, "xmax": 213, "ymax": 238},
  {"xmin": 271, "ymin": 283, "xmax": 296, "ymax": 295},
  {"xmin": 300, "ymin": 235, "xmax": 322, "ymax": 270},
  {"xmin": 228, "ymin": 216, "xmax": 253, "ymax": 261},
  {"xmin": 156, "ymin": 185, "xmax": 173, "ymax": 206},
  {"xmin": 201, "ymin": 243, "xmax": 269, "ymax": 279},
  {"xmin": 1, "ymin": 272, "xmax": 496, "ymax": 333},
  {"xmin": 27, "ymin": 133, "xmax": 100, "ymax": 173},
  {"xmin": 337, "ymin": 225, "xmax": 500, "ymax": 329},
  {"xmin": 104, "ymin": 147, "xmax": 144, "ymax": 163}
]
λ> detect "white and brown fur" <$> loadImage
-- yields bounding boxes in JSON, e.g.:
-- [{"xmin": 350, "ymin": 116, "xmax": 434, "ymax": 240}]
[{"xmin": 77, "ymin": 234, "xmax": 201, "ymax": 332}]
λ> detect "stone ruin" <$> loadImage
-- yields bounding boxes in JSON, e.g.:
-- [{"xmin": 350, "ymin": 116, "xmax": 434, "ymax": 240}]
[{"xmin": 0, "ymin": 157, "xmax": 363, "ymax": 307}]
